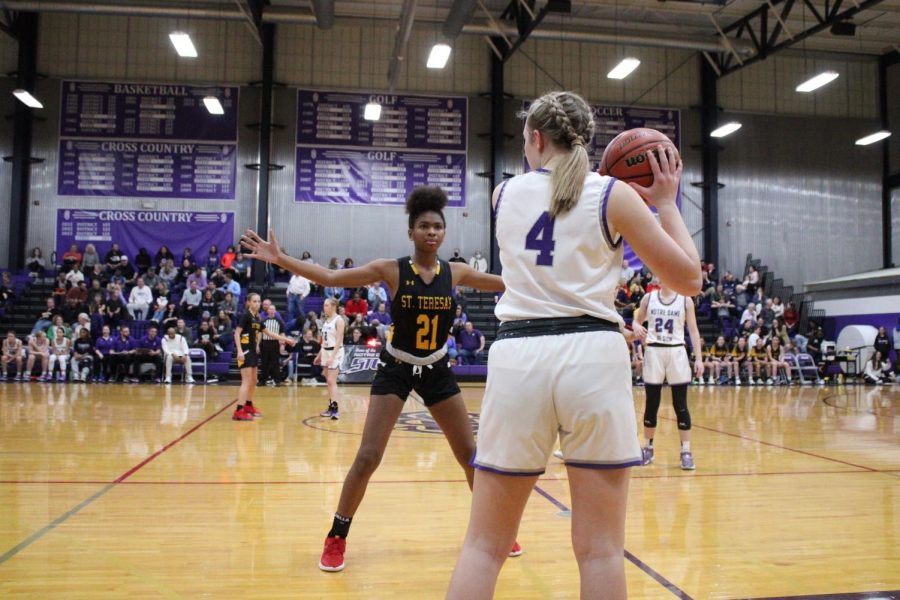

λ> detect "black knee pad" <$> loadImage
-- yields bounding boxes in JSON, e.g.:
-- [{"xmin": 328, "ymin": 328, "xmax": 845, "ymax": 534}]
[
  {"xmin": 643, "ymin": 384, "xmax": 662, "ymax": 428},
  {"xmin": 671, "ymin": 384, "xmax": 691, "ymax": 430}
]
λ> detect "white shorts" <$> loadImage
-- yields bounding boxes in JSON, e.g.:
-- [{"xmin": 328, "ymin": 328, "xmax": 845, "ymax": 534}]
[
  {"xmin": 320, "ymin": 347, "xmax": 344, "ymax": 370},
  {"xmin": 474, "ymin": 331, "xmax": 642, "ymax": 475},
  {"xmin": 643, "ymin": 345, "xmax": 691, "ymax": 385}
]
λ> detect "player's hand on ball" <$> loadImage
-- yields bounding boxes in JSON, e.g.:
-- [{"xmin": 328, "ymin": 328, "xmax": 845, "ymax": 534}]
[{"xmin": 628, "ymin": 145, "xmax": 682, "ymax": 208}]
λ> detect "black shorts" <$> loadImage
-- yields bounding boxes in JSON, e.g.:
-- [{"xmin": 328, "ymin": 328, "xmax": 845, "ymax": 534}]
[
  {"xmin": 238, "ymin": 350, "xmax": 259, "ymax": 369},
  {"xmin": 370, "ymin": 350, "xmax": 461, "ymax": 407}
]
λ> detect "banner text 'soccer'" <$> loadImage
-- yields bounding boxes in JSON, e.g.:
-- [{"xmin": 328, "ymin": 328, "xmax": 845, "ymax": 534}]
[{"xmin": 56, "ymin": 209, "xmax": 235, "ymax": 264}]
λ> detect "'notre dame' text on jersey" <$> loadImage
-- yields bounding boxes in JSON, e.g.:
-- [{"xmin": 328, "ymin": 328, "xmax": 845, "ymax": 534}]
[{"xmin": 389, "ymin": 257, "xmax": 456, "ymax": 359}]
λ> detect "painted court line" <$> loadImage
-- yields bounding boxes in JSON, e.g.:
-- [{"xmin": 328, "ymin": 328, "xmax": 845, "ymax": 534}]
[
  {"xmin": 0, "ymin": 399, "xmax": 237, "ymax": 566},
  {"xmin": 532, "ymin": 484, "xmax": 694, "ymax": 600}
]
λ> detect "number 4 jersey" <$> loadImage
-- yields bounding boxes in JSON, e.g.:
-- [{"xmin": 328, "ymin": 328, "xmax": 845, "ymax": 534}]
[
  {"xmin": 494, "ymin": 169, "xmax": 624, "ymax": 325},
  {"xmin": 388, "ymin": 257, "xmax": 456, "ymax": 362},
  {"xmin": 645, "ymin": 291, "xmax": 686, "ymax": 346}
]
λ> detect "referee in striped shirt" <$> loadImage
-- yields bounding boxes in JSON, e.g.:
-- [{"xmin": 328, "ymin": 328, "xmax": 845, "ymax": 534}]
[{"xmin": 261, "ymin": 303, "xmax": 286, "ymax": 385}]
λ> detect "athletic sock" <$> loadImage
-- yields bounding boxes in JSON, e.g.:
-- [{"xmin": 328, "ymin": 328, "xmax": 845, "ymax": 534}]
[
  {"xmin": 328, "ymin": 513, "xmax": 352, "ymax": 539},
  {"xmin": 681, "ymin": 441, "xmax": 691, "ymax": 452},
  {"xmin": 647, "ymin": 438, "xmax": 654, "ymax": 448}
]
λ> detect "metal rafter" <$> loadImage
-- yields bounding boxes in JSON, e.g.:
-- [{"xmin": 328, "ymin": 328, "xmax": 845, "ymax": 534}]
[
  {"xmin": 713, "ymin": 0, "xmax": 887, "ymax": 76},
  {"xmin": 232, "ymin": 0, "xmax": 264, "ymax": 45}
]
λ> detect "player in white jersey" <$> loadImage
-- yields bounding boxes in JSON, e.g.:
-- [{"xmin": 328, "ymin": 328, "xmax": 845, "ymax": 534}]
[
  {"xmin": 446, "ymin": 91, "xmax": 701, "ymax": 600},
  {"xmin": 317, "ymin": 297, "xmax": 345, "ymax": 420},
  {"xmin": 632, "ymin": 283, "xmax": 704, "ymax": 470}
]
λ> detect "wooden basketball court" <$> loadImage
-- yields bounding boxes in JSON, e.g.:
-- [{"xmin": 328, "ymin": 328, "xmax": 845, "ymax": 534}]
[{"xmin": 0, "ymin": 381, "xmax": 897, "ymax": 599}]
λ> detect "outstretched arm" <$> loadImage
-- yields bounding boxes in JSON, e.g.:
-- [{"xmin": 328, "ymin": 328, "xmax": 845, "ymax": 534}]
[
  {"xmin": 449, "ymin": 262, "xmax": 505, "ymax": 293},
  {"xmin": 241, "ymin": 229, "xmax": 398, "ymax": 292}
]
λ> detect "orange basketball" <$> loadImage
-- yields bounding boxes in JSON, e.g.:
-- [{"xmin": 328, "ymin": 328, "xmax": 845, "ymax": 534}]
[{"xmin": 599, "ymin": 128, "xmax": 678, "ymax": 188}]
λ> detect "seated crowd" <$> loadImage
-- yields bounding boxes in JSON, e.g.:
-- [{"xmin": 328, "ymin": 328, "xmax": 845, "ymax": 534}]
[{"xmin": 616, "ymin": 260, "xmax": 898, "ymax": 386}]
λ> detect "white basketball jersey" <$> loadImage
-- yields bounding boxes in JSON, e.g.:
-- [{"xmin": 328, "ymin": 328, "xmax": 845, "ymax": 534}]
[
  {"xmin": 321, "ymin": 316, "xmax": 340, "ymax": 349},
  {"xmin": 494, "ymin": 170, "xmax": 624, "ymax": 325},
  {"xmin": 645, "ymin": 291, "xmax": 686, "ymax": 345}
]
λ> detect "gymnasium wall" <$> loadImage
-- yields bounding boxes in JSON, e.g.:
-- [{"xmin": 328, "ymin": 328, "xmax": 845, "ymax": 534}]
[
  {"xmin": 893, "ymin": 188, "xmax": 900, "ymax": 267},
  {"xmin": 5, "ymin": 12, "xmax": 887, "ymax": 285},
  {"xmin": 717, "ymin": 112, "xmax": 883, "ymax": 286},
  {"xmin": 888, "ymin": 62, "xmax": 900, "ymax": 177},
  {"xmin": 0, "ymin": 35, "xmax": 18, "ymax": 268}
]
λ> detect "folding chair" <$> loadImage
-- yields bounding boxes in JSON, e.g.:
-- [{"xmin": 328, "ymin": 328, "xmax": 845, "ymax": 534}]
[{"xmin": 791, "ymin": 353, "xmax": 821, "ymax": 384}]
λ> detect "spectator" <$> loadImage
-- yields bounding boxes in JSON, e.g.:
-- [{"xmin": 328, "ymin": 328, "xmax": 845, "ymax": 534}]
[
  {"xmin": 88, "ymin": 263, "xmax": 108, "ymax": 288},
  {"xmin": 345, "ymin": 291, "xmax": 368, "ymax": 319},
  {"xmin": 469, "ymin": 250, "xmax": 488, "ymax": 273},
  {"xmin": 104, "ymin": 286, "xmax": 125, "ymax": 328},
  {"xmin": 26, "ymin": 247, "xmax": 47, "ymax": 278},
  {"xmin": 205, "ymin": 245, "xmax": 219, "ymax": 276},
  {"xmin": 155, "ymin": 245, "xmax": 175, "ymax": 268},
  {"xmin": 1, "ymin": 331, "xmax": 24, "ymax": 380},
  {"xmin": 740, "ymin": 302, "xmax": 758, "ymax": 327},
  {"xmin": 160, "ymin": 303, "xmax": 180, "ymax": 332},
  {"xmin": 783, "ymin": 301, "xmax": 800, "ymax": 334},
  {"xmin": 193, "ymin": 320, "xmax": 218, "ymax": 361},
  {"xmin": 0, "ymin": 272, "xmax": 14, "ymax": 313},
  {"xmin": 159, "ymin": 259, "xmax": 178, "ymax": 288},
  {"xmin": 873, "ymin": 326, "xmax": 891, "ymax": 360},
  {"xmin": 174, "ymin": 319, "xmax": 194, "ymax": 345},
  {"xmin": 759, "ymin": 299, "xmax": 776, "ymax": 326},
  {"xmin": 734, "ymin": 284, "xmax": 750, "ymax": 314},
  {"xmin": 110, "ymin": 325, "xmax": 138, "ymax": 383},
  {"xmin": 95, "ymin": 324, "xmax": 115, "ymax": 382},
  {"xmin": 894, "ymin": 319, "xmax": 900, "ymax": 379},
  {"xmin": 457, "ymin": 321, "xmax": 485, "ymax": 365},
  {"xmin": 212, "ymin": 311, "xmax": 232, "ymax": 350},
  {"xmin": 743, "ymin": 264, "xmax": 760, "ymax": 294},
  {"xmin": 82, "ymin": 243, "xmax": 100, "ymax": 272},
  {"xmin": 162, "ymin": 326, "xmax": 194, "ymax": 384},
  {"xmin": 64, "ymin": 281, "xmax": 89, "ymax": 322},
  {"xmin": 348, "ymin": 328, "xmax": 365, "ymax": 346},
  {"xmin": 26, "ymin": 331, "xmax": 50, "ymax": 381},
  {"xmin": 296, "ymin": 328, "xmax": 322, "ymax": 383},
  {"xmin": 752, "ymin": 286, "xmax": 766, "ymax": 308},
  {"xmin": 219, "ymin": 291, "xmax": 237, "ymax": 320},
  {"xmin": 863, "ymin": 350, "xmax": 890, "ymax": 385},
  {"xmin": 46, "ymin": 315, "xmax": 70, "ymax": 344},
  {"xmin": 32, "ymin": 297, "xmax": 60, "ymax": 335},
  {"xmin": 449, "ymin": 248, "xmax": 467, "ymax": 264},
  {"xmin": 62, "ymin": 244, "xmax": 83, "ymax": 272},
  {"xmin": 343, "ymin": 257, "xmax": 354, "ymax": 269},
  {"xmin": 71, "ymin": 327, "xmax": 96, "ymax": 382},
  {"xmin": 134, "ymin": 248, "xmax": 152, "ymax": 274},
  {"xmin": 323, "ymin": 257, "xmax": 344, "ymax": 300},
  {"xmin": 347, "ymin": 313, "xmax": 373, "ymax": 342},
  {"xmin": 770, "ymin": 318, "xmax": 790, "ymax": 346},
  {"xmin": 621, "ymin": 260, "xmax": 635, "ymax": 284},
  {"xmin": 614, "ymin": 278, "xmax": 635, "ymax": 320},
  {"xmin": 180, "ymin": 280, "xmax": 202, "ymax": 320},
  {"xmin": 187, "ymin": 266, "xmax": 207, "ymax": 291},
  {"xmin": 710, "ymin": 284, "xmax": 734, "ymax": 322},
  {"xmin": 220, "ymin": 245, "xmax": 237, "ymax": 270},
  {"xmin": 72, "ymin": 312, "xmax": 91, "ymax": 341},
  {"xmin": 142, "ymin": 267, "xmax": 160, "ymax": 290},
  {"xmin": 628, "ymin": 275, "xmax": 645, "ymax": 307},
  {"xmin": 199, "ymin": 289, "xmax": 219, "ymax": 318},
  {"xmin": 366, "ymin": 282, "xmax": 387, "ymax": 308},
  {"xmin": 446, "ymin": 334, "xmax": 459, "ymax": 366},
  {"xmin": 368, "ymin": 302, "xmax": 391, "ymax": 327},
  {"xmin": 286, "ymin": 273, "xmax": 310, "ymax": 323},
  {"xmin": 229, "ymin": 252, "xmax": 250, "ymax": 284},
  {"xmin": 117, "ymin": 256, "xmax": 136, "ymax": 284},
  {"xmin": 303, "ymin": 311, "xmax": 322, "ymax": 337},
  {"xmin": 104, "ymin": 243, "xmax": 124, "ymax": 271},
  {"xmin": 771, "ymin": 296, "xmax": 785, "ymax": 319},
  {"xmin": 127, "ymin": 277, "xmax": 153, "ymax": 320},
  {"xmin": 150, "ymin": 283, "xmax": 170, "ymax": 322},
  {"xmin": 181, "ymin": 247, "xmax": 196, "ymax": 269},
  {"xmin": 219, "ymin": 271, "xmax": 241, "ymax": 298},
  {"xmin": 47, "ymin": 325, "xmax": 71, "ymax": 382}
]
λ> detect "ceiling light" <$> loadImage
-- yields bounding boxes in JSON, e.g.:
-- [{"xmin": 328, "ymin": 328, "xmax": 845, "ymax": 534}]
[
  {"xmin": 364, "ymin": 102, "xmax": 382, "ymax": 121},
  {"xmin": 427, "ymin": 43, "xmax": 452, "ymax": 69},
  {"xmin": 607, "ymin": 58, "xmax": 640, "ymax": 80},
  {"xmin": 12, "ymin": 89, "xmax": 43, "ymax": 109},
  {"xmin": 203, "ymin": 96, "xmax": 224, "ymax": 115},
  {"xmin": 855, "ymin": 130, "xmax": 891, "ymax": 146},
  {"xmin": 795, "ymin": 71, "xmax": 839, "ymax": 93},
  {"xmin": 169, "ymin": 32, "xmax": 198, "ymax": 58},
  {"xmin": 710, "ymin": 122, "xmax": 742, "ymax": 138}
]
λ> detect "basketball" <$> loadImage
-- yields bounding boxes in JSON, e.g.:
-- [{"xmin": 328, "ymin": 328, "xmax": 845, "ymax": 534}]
[{"xmin": 599, "ymin": 127, "xmax": 678, "ymax": 188}]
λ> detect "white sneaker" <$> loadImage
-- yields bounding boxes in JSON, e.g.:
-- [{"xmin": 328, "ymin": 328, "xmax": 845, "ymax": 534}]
[
  {"xmin": 164, "ymin": 378, "xmax": 171, "ymax": 384},
  {"xmin": 707, "ymin": 376, "xmax": 715, "ymax": 385},
  {"xmin": 766, "ymin": 378, "xmax": 774, "ymax": 385},
  {"xmin": 735, "ymin": 378, "xmax": 742, "ymax": 386},
  {"xmin": 186, "ymin": 378, "xmax": 196, "ymax": 384}
]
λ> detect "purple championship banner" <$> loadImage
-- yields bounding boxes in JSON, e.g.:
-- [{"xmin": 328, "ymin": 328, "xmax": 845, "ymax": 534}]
[
  {"xmin": 58, "ymin": 80, "xmax": 239, "ymax": 200},
  {"xmin": 60, "ymin": 81, "xmax": 239, "ymax": 141},
  {"xmin": 521, "ymin": 102, "xmax": 681, "ymax": 270},
  {"xmin": 56, "ymin": 209, "xmax": 234, "ymax": 262},
  {"xmin": 295, "ymin": 89, "xmax": 468, "ymax": 206},
  {"xmin": 295, "ymin": 148, "xmax": 465, "ymax": 206},
  {"xmin": 58, "ymin": 140, "xmax": 236, "ymax": 199}
]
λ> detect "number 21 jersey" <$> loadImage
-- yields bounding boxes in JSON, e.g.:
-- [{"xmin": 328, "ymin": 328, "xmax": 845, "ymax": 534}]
[
  {"xmin": 494, "ymin": 170, "xmax": 623, "ymax": 325},
  {"xmin": 388, "ymin": 257, "xmax": 455, "ymax": 360}
]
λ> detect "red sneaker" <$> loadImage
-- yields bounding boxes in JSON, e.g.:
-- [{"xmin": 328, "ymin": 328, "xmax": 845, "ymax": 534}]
[
  {"xmin": 232, "ymin": 405, "xmax": 253, "ymax": 421},
  {"xmin": 509, "ymin": 541, "xmax": 523, "ymax": 557},
  {"xmin": 319, "ymin": 536, "xmax": 346, "ymax": 572},
  {"xmin": 244, "ymin": 401, "xmax": 262, "ymax": 418}
]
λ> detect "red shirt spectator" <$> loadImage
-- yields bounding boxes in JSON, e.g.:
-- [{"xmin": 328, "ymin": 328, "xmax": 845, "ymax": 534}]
[
  {"xmin": 345, "ymin": 292, "xmax": 368, "ymax": 318},
  {"xmin": 783, "ymin": 302, "xmax": 800, "ymax": 331},
  {"xmin": 220, "ymin": 245, "xmax": 236, "ymax": 270},
  {"xmin": 62, "ymin": 244, "xmax": 83, "ymax": 269}
]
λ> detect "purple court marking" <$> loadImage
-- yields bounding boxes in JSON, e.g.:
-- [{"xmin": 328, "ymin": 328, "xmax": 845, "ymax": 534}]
[
  {"xmin": 532, "ymin": 484, "xmax": 695, "ymax": 599},
  {"xmin": 0, "ymin": 399, "xmax": 237, "ymax": 565},
  {"xmin": 657, "ymin": 416, "xmax": 879, "ymax": 472}
]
